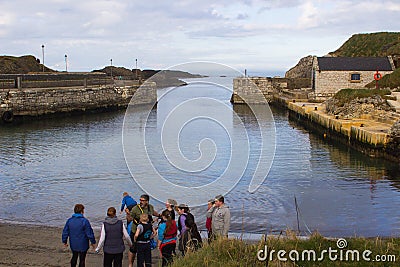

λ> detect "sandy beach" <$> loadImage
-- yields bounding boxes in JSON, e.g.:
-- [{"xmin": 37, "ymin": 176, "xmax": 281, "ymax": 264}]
[{"xmin": 0, "ymin": 223, "xmax": 161, "ymax": 267}]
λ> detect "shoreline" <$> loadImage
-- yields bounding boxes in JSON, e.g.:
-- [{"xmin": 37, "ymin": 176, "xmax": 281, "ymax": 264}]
[
  {"xmin": 1, "ymin": 221, "xmax": 400, "ymax": 266},
  {"xmin": 0, "ymin": 222, "xmax": 160, "ymax": 267}
]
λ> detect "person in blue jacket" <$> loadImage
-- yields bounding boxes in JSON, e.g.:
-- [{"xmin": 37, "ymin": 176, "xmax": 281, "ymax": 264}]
[
  {"xmin": 120, "ymin": 192, "xmax": 137, "ymax": 213},
  {"xmin": 62, "ymin": 204, "xmax": 96, "ymax": 267}
]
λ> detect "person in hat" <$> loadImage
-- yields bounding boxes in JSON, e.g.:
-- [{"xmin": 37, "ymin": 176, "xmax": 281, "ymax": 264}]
[
  {"xmin": 177, "ymin": 204, "xmax": 197, "ymax": 255},
  {"xmin": 206, "ymin": 195, "xmax": 230, "ymax": 238},
  {"xmin": 160, "ymin": 199, "xmax": 177, "ymax": 222}
]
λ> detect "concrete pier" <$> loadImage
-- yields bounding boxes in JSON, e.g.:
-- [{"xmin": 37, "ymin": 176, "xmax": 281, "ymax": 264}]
[{"xmin": 273, "ymin": 95, "xmax": 399, "ymax": 162}]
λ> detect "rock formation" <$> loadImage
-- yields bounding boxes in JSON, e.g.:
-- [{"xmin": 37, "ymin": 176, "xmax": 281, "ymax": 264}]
[
  {"xmin": 325, "ymin": 95, "xmax": 393, "ymax": 119},
  {"xmin": 285, "ymin": 55, "xmax": 314, "ymax": 79}
]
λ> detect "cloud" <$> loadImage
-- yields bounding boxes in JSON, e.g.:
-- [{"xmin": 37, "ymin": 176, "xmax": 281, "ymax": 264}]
[
  {"xmin": 237, "ymin": 13, "xmax": 249, "ymax": 20},
  {"xmin": 1, "ymin": 0, "xmax": 399, "ymax": 73},
  {"xmin": 297, "ymin": 1, "xmax": 319, "ymax": 29}
]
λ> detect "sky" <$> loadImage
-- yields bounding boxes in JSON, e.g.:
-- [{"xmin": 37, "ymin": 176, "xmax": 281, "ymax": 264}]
[{"xmin": 1, "ymin": 0, "xmax": 399, "ymax": 76}]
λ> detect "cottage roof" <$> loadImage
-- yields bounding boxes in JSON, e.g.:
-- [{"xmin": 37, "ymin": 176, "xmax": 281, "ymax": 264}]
[{"xmin": 317, "ymin": 57, "xmax": 393, "ymax": 71}]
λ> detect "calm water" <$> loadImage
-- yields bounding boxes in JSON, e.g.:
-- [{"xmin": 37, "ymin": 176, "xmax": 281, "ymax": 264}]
[{"xmin": 1, "ymin": 76, "xmax": 400, "ymax": 237}]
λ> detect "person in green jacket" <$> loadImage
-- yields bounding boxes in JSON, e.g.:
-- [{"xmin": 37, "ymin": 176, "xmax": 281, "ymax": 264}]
[{"xmin": 128, "ymin": 194, "xmax": 159, "ymax": 267}]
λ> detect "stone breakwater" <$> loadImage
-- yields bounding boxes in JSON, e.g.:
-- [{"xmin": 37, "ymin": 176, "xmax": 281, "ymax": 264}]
[
  {"xmin": 0, "ymin": 81, "xmax": 156, "ymax": 122},
  {"xmin": 273, "ymin": 96, "xmax": 400, "ymax": 162}
]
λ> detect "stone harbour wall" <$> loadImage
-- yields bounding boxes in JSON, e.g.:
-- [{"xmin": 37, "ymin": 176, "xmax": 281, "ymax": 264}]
[
  {"xmin": 0, "ymin": 82, "xmax": 156, "ymax": 121},
  {"xmin": 231, "ymin": 77, "xmax": 288, "ymax": 104}
]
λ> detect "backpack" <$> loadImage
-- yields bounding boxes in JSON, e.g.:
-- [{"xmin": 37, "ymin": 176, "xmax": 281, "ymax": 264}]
[{"xmin": 179, "ymin": 222, "xmax": 202, "ymax": 253}]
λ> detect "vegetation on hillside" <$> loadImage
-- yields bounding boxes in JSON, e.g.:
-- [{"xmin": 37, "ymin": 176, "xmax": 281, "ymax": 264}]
[
  {"xmin": 329, "ymin": 32, "xmax": 400, "ymax": 57},
  {"xmin": 92, "ymin": 66, "xmax": 134, "ymax": 78},
  {"xmin": 365, "ymin": 68, "xmax": 400, "ymax": 89},
  {"xmin": 172, "ymin": 234, "xmax": 400, "ymax": 267},
  {"xmin": 0, "ymin": 55, "xmax": 55, "ymax": 74}
]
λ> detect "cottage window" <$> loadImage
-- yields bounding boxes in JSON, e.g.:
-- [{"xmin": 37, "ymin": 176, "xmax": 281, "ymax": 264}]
[{"xmin": 350, "ymin": 73, "xmax": 361, "ymax": 81}]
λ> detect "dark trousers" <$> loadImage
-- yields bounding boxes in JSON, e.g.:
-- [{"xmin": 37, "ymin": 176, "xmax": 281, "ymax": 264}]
[
  {"xmin": 207, "ymin": 230, "xmax": 213, "ymax": 243},
  {"xmin": 103, "ymin": 252, "xmax": 123, "ymax": 267},
  {"xmin": 136, "ymin": 242, "xmax": 151, "ymax": 267},
  {"xmin": 71, "ymin": 250, "xmax": 87, "ymax": 267},
  {"xmin": 161, "ymin": 243, "xmax": 176, "ymax": 267}
]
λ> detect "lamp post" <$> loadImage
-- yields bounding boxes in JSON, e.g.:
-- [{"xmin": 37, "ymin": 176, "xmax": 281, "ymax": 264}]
[
  {"xmin": 65, "ymin": 54, "xmax": 68, "ymax": 72},
  {"xmin": 135, "ymin": 58, "xmax": 138, "ymax": 80},
  {"xmin": 41, "ymin": 45, "xmax": 45, "ymax": 72},
  {"xmin": 110, "ymin": 58, "xmax": 113, "ymax": 79}
]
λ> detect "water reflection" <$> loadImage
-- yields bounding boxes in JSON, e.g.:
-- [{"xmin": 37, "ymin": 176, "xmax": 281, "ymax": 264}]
[{"xmin": 1, "ymin": 82, "xmax": 400, "ymax": 237}]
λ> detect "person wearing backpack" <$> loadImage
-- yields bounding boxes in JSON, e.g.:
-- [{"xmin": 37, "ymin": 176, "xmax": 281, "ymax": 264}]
[
  {"xmin": 157, "ymin": 210, "xmax": 177, "ymax": 266},
  {"xmin": 177, "ymin": 204, "xmax": 201, "ymax": 255},
  {"xmin": 128, "ymin": 194, "xmax": 159, "ymax": 267},
  {"xmin": 95, "ymin": 207, "xmax": 133, "ymax": 267},
  {"xmin": 133, "ymin": 214, "xmax": 156, "ymax": 267}
]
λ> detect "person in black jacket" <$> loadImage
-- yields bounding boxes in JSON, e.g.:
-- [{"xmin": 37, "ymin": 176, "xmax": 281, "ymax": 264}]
[{"xmin": 177, "ymin": 204, "xmax": 202, "ymax": 255}]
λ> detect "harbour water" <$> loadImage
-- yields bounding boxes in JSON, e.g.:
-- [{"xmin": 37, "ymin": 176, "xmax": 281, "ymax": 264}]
[{"xmin": 1, "ymin": 76, "xmax": 400, "ymax": 237}]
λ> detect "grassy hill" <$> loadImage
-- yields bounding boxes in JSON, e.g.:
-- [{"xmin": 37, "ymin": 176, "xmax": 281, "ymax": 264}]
[
  {"xmin": 328, "ymin": 32, "xmax": 400, "ymax": 57},
  {"xmin": 286, "ymin": 32, "xmax": 400, "ymax": 88},
  {"xmin": 366, "ymin": 67, "xmax": 400, "ymax": 89},
  {"xmin": 0, "ymin": 55, "xmax": 55, "ymax": 74}
]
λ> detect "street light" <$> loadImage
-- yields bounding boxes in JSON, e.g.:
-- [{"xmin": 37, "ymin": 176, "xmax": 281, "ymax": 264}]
[
  {"xmin": 110, "ymin": 58, "xmax": 113, "ymax": 79},
  {"xmin": 65, "ymin": 54, "xmax": 68, "ymax": 72},
  {"xmin": 135, "ymin": 58, "xmax": 138, "ymax": 80},
  {"xmin": 41, "ymin": 45, "xmax": 45, "ymax": 72}
]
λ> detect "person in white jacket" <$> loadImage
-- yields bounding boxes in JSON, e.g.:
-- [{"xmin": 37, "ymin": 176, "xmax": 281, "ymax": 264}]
[
  {"xmin": 96, "ymin": 207, "xmax": 133, "ymax": 267},
  {"xmin": 206, "ymin": 195, "xmax": 231, "ymax": 238}
]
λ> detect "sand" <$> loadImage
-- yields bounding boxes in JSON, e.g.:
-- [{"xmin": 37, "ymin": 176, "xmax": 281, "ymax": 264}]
[{"xmin": 0, "ymin": 223, "xmax": 161, "ymax": 267}]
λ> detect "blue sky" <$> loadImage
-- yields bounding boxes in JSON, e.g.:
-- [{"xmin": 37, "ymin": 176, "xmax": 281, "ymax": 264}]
[{"xmin": 1, "ymin": 0, "xmax": 399, "ymax": 76}]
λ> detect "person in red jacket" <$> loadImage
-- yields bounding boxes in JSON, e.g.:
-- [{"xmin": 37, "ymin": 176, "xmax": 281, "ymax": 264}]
[{"xmin": 206, "ymin": 199, "xmax": 214, "ymax": 243}]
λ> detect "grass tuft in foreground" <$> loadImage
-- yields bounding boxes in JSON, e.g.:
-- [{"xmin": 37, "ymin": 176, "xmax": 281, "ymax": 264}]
[{"xmin": 171, "ymin": 233, "xmax": 400, "ymax": 267}]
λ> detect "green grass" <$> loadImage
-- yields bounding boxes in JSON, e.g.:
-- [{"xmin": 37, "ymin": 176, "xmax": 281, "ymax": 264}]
[
  {"xmin": 171, "ymin": 234, "xmax": 400, "ymax": 267},
  {"xmin": 0, "ymin": 55, "xmax": 55, "ymax": 74},
  {"xmin": 365, "ymin": 68, "xmax": 400, "ymax": 89},
  {"xmin": 332, "ymin": 88, "xmax": 392, "ymax": 107},
  {"xmin": 330, "ymin": 32, "xmax": 400, "ymax": 57}
]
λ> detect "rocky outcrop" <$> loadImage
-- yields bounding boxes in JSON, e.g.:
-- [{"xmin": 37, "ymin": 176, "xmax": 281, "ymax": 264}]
[
  {"xmin": 0, "ymin": 55, "xmax": 55, "ymax": 74},
  {"xmin": 325, "ymin": 95, "xmax": 393, "ymax": 119},
  {"xmin": 285, "ymin": 55, "xmax": 314, "ymax": 79}
]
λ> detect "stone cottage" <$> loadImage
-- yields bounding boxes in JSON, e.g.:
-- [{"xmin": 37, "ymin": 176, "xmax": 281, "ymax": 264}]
[{"xmin": 311, "ymin": 56, "xmax": 395, "ymax": 99}]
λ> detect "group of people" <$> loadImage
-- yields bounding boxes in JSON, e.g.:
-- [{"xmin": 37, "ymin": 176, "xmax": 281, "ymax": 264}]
[{"xmin": 62, "ymin": 192, "xmax": 231, "ymax": 267}]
